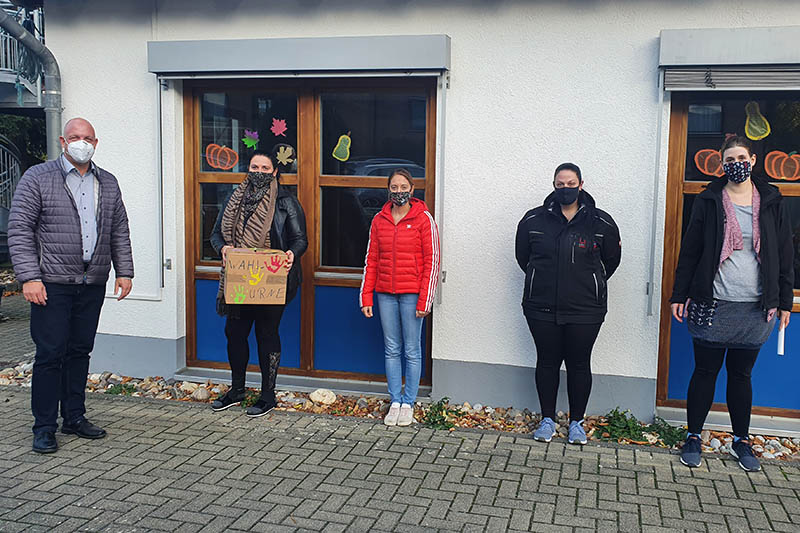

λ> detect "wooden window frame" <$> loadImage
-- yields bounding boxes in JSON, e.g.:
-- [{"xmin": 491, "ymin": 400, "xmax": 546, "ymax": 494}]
[
  {"xmin": 183, "ymin": 78, "xmax": 437, "ymax": 385},
  {"xmin": 656, "ymin": 92, "xmax": 800, "ymax": 419}
]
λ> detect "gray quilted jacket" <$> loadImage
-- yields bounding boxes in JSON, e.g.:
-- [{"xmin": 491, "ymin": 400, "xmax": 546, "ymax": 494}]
[{"xmin": 8, "ymin": 159, "xmax": 134, "ymax": 285}]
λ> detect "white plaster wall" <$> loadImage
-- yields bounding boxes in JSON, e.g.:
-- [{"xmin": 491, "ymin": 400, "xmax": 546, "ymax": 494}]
[
  {"xmin": 45, "ymin": 1, "xmax": 185, "ymax": 341},
  {"xmin": 43, "ymin": 0, "xmax": 800, "ymax": 380}
]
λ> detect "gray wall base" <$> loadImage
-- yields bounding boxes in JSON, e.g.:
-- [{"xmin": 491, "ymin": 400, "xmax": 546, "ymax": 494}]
[
  {"xmin": 657, "ymin": 406, "xmax": 799, "ymax": 438},
  {"xmin": 174, "ymin": 366, "xmax": 432, "ymax": 402},
  {"xmin": 90, "ymin": 334, "xmax": 186, "ymax": 380},
  {"xmin": 432, "ymin": 359, "xmax": 656, "ymax": 422}
]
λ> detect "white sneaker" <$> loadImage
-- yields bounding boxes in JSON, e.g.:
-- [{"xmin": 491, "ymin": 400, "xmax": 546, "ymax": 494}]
[
  {"xmin": 397, "ymin": 404, "xmax": 414, "ymax": 426},
  {"xmin": 384, "ymin": 402, "xmax": 401, "ymax": 426}
]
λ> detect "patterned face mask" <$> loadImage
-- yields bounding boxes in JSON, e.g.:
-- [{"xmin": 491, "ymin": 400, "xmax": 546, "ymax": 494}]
[
  {"xmin": 723, "ymin": 160, "xmax": 751, "ymax": 184},
  {"xmin": 389, "ymin": 191, "xmax": 411, "ymax": 206}
]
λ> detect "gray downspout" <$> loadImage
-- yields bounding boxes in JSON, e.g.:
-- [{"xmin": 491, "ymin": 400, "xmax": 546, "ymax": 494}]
[{"xmin": 0, "ymin": 10, "xmax": 61, "ymax": 159}]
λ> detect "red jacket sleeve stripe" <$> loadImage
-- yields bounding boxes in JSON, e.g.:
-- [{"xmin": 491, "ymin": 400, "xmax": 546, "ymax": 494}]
[{"xmin": 420, "ymin": 210, "xmax": 441, "ymax": 312}]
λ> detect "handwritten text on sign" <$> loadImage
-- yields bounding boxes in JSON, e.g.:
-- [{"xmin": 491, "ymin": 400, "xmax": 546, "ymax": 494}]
[{"xmin": 224, "ymin": 249, "xmax": 288, "ymax": 305}]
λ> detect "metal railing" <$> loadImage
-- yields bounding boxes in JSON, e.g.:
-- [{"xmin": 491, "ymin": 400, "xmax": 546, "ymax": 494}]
[
  {"xmin": 0, "ymin": 29, "xmax": 19, "ymax": 74},
  {"xmin": 0, "ymin": 134, "xmax": 22, "ymax": 211}
]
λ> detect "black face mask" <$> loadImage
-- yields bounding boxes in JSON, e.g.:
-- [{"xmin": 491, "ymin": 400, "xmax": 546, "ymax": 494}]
[{"xmin": 554, "ymin": 186, "xmax": 580, "ymax": 205}]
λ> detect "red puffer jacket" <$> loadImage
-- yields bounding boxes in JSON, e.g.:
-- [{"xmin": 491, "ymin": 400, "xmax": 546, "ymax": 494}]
[{"xmin": 360, "ymin": 198, "xmax": 441, "ymax": 313}]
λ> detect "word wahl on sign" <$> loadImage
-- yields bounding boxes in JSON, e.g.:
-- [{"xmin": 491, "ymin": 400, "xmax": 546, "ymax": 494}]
[{"xmin": 224, "ymin": 249, "xmax": 289, "ymax": 305}]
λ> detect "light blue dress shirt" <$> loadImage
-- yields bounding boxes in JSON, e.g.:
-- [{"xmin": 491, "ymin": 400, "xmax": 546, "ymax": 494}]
[{"xmin": 61, "ymin": 154, "xmax": 97, "ymax": 262}]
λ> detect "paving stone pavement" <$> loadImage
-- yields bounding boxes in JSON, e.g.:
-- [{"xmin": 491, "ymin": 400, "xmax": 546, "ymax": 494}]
[
  {"xmin": 0, "ymin": 293, "xmax": 35, "ymax": 368},
  {"xmin": 0, "ymin": 388, "xmax": 798, "ymax": 533}
]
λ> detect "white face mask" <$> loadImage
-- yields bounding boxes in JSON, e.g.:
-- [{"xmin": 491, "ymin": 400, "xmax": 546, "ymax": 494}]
[{"xmin": 66, "ymin": 140, "xmax": 95, "ymax": 164}]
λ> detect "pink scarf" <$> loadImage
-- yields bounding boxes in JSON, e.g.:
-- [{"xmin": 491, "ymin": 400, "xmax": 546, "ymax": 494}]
[{"xmin": 719, "ymin": 186, "xmax": 760, "ymax": 266}]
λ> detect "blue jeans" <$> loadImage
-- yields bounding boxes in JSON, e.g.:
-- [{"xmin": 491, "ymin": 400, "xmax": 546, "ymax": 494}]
[{"xmin": 376, "ymin": 293, "xmax": 424, "ymax": 405}]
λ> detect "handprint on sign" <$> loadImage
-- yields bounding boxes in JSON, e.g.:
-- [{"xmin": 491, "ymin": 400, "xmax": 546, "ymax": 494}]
[
  {"xmin": 265, "ymin": 255, "xmax": 285, "ymax": 273},
  {"xmin": 231, "ymin": 285, "xmax": 246, "ymax": 304},
  {"xmin": 248, "ymin": 266, "xmax": 264, "ymax": 286}
]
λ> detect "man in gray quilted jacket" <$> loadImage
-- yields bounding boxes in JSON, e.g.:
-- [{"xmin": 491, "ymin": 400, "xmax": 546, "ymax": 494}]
[{"xmin": 8, "ymin": 117, "xmax": 134, "ymax": 454}]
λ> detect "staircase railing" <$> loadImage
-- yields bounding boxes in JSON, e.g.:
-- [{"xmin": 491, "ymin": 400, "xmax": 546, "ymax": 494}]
[{"xmin": 0, "ymin": 134, "xmax": 22, "ymax": 211}]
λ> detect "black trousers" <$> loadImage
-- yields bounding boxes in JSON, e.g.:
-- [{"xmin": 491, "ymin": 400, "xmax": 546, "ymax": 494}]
[
  {"xmin": 525, "ymin": 315, "xmax": 602, "ymax": 422},
  {"xmin": 30, "ymin": 282, "xmax": 105, "ymax": 434},
  {"xmin": 225, "ymin": 304, "xmax": 285, "ymax": 400},
  {"xmin": 687, "ymin": 341, "xmax": 760, "ymax": 437}
]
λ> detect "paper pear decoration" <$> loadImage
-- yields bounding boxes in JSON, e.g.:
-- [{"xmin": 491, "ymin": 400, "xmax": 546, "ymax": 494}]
[
  {"xmin": 744, "ymin": 101, "xmax": 771, "ymax": 141},
  {"xmin": 332, "ymin": 133, "xmax": 351, "ymax": 162}
]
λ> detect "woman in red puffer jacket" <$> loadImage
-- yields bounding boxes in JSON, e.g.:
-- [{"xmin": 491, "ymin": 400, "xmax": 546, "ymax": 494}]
[{"xmin": 360, "ymin": 168, "xmax": 440, "ymax": 428}]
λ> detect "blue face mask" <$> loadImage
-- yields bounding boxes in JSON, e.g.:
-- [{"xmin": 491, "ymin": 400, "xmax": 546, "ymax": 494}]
[{"xmin": 723, "ymin": 160, "xmax": 751, "ymax": 183}]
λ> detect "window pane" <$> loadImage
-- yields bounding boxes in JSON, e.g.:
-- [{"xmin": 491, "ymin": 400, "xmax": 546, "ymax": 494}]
[
  {"xmin": 684, "ymin": 92, "xmax": 800, "ymax": 182},
  {"xmin": 321, "ymin": 187, "xmax": 425, "ymax": 267},
  {"xmin": 321, "ymin": 92, "xmax": 427, "ymax": 178},
  {"xmin": 200, "ymin": 183, "xmax": 237, "ymax": 260},
  {"xmin": 200, "ymin": 91, "xmax": 297, "ymax": 173},
  {"xmin": 199, "ymin": 183, "xmax": 296, "ymax": 262},
  {"xmin": 783, "ymin": 196, "xmax": 800, "ymax": 290}
]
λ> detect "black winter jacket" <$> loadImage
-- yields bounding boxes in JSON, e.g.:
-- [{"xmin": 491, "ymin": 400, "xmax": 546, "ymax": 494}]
[
  {"xmin": 515, "ymin": 190, "xmax": 621, "ymax": 325},
  {"xmin": 211, "ymin": 185, "xmax": 308, "ymax": 304},
  {"xmin": 670, "ymin": 177, "xmax": 793, "ymax": 311}
]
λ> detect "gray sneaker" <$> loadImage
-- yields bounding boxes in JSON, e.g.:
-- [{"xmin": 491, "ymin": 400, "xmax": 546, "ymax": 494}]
[
  {"xmin": 730, "ymin": 439, "xmax": 761, "ymax": 472},
  {"xmin": 568, "ymin": 420, "xmax": 587, "ymax": 445},
  {"xmin": 534, "ymin": 417, "xmax": 557, "ymax": 442},
  {"xmin": 680, "ymin": 435, "xmax": 702, "ymax": 468}
]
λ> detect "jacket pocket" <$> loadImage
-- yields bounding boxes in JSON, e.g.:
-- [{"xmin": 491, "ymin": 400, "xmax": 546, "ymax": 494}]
[{"xmin": 528, "ymin": 267, "xmax": 536, "ymax": 300}]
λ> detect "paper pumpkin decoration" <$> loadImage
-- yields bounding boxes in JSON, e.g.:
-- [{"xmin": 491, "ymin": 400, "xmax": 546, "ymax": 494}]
[
  {"xmin": 332, "ymin": 133, "xmax": 351, "ymax": 162},
  {"xmin": 744, "ymin": 101, "xmax": 771, "ymax": 141},
  {"xmin": 205, "ymin": 144, "xmax": 239, "ymax": 170},
  {"xmin": 242, "ymin": 129, "xmax": 259, "ymax": 149},
  {"xmin": 765, "ymin": 150, "xmax": 800, "ymax": 181},
  {"xmin": 694, "ymin": 149, "xmax": 724, "ymax": 177}
]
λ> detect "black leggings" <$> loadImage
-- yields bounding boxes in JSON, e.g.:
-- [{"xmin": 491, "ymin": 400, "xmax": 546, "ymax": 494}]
[
  {"xmin": 525, "ymin": 317, "xmax": 602, "ymax": 422},
  {"xmin": 687, "ymin": 341, "xmax": 760, "ymax": 437},
  {"xmin": 225, "ymin": 305, "xmax": 285, "ymax": 400}
]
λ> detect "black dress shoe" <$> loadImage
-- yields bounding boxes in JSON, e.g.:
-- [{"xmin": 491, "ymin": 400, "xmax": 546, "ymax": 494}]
[
  {"xmin": 61, "ymin": 419, "xmax": 107, "ymax": 439},
  {"xmin": 33, "ymin": 432, "xmax": 58, "ymax": 453}
]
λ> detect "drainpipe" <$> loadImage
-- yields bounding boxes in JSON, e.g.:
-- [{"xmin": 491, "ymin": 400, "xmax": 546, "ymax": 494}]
[{"xmin": 0, "ymin": 10, "xmax": 61, "ymax": 159}]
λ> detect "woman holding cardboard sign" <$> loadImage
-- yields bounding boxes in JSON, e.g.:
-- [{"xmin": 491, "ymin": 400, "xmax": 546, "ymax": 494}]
[
  {"xmin": 209, "ymin": 147, "xmax": 307, "ymax": 417},
  {"xmin": 515, "ymin": 163, "xmax": 621, "ymax": 446},
  {"xmin": 360, "ymin": 169, "xmax": 441, "ymax": 427}
]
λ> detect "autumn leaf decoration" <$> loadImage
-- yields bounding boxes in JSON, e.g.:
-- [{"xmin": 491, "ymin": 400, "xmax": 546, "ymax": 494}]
[
  {"xmin": 276, "ymin": 145, "xmax": 294, "ymax": 166},
  {"xmin": 270, "ymin": 118, "xmax": 288, "ymax": 137},
  {"xmin": 242, "ymin": 129, "xmax": 259, "ymax": 149}
]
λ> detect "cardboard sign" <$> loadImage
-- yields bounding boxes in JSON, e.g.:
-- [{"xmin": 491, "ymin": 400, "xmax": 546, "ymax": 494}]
[{"xmin": 224, "ymin": 248, "xmax": 288, "ymax": 305}]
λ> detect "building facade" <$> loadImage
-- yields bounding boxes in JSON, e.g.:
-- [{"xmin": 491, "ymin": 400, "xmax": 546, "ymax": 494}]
[{"xmin": 40, "ymin": 0, "xmax": 800, "ymax": 430}]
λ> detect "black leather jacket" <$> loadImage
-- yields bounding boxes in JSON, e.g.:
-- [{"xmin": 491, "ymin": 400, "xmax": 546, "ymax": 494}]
[{"xmin": 211, "ymin": 184, "xmax": 308, "ymax": 303}]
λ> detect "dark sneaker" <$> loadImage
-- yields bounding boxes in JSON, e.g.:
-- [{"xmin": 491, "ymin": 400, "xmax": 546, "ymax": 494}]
[
  {"xmin": 246, "ymin": 398, "xmax": 277, "ymax": 418},
  {"xmin": 211, "ymin": 390, "xmax": 244, "ymax": 412},
  {"xmin": 32, "ymin": 432, "xmax": 58, "ymax": 454},
  {"xmin": 61, "ymin": 419, "xmax": 106, "ymax": 439},
  {"xmin": 680, "ymin": 435, "xmax": 702, "ymax": 468},
  {"xmin": 730, "ymin": 439, "xmax": 761, "ymax": 472}
]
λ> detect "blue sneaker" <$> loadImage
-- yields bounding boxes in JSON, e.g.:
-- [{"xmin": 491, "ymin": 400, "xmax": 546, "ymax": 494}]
[
  {"xmin": 730, "ymin": 439, "xmax": 761, "ymax": 472},
  {"xmin": 680, "ymin": 435, "xmax": 702, "ymax": 468},
  {"xmin": 534, "ymin": 417, "xmax": 556, "ymax": 442},
  {"xmin": 568, "ymin": 420, "xmax": 587, "ymax": 445}
]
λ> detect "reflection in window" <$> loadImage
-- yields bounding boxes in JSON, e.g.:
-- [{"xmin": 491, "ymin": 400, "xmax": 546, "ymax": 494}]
[
  {"xmin": 200, "ymin": 92, "xmax": 297, "ymax": 173},
  {"xmin": 783, "ymin": 196, "xmax": 800, "ymax": 290},
  {"xmin": 684, "ymin": 92, "xmax": 800, "ymax": 182},
  {"xmin": 321, "ymin": 92, "xmax": 427, "ymax": 178},
  {"xmin": 321, "ymin": 187, "xmax": 425, "ymax": 267}
]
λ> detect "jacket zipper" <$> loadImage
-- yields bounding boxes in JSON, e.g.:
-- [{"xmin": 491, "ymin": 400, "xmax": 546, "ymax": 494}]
[
  {"xmin": 571, "ymin": 242, "xmax": 575, "ymax": 264},
  {"xmin": 593, "ymin": 272, "xmax": 600, "ymax": 303},
  {"xmin": 528, "ymin": 268, "xmax": 536, "ymax": 299},
  {"xmin": 392, "ymin": 223, "xmax": 398, "ymax": 293},
  {"xmin": 600, "ymin": 259, "xmax": 606, "ymax": 277}
]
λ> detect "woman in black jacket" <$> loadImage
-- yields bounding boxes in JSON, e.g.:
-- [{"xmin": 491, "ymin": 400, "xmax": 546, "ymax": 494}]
[
  {"xmin": 209, "ymin": 147, "xmax": 307, "ymax": 417},
  {"xmin": 671, "ymin": 136, "xmax": 792, "ymax": 472},
  {"xmin": 515, "ymin": 162, "xmax": 621, "ymax": 445}
]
